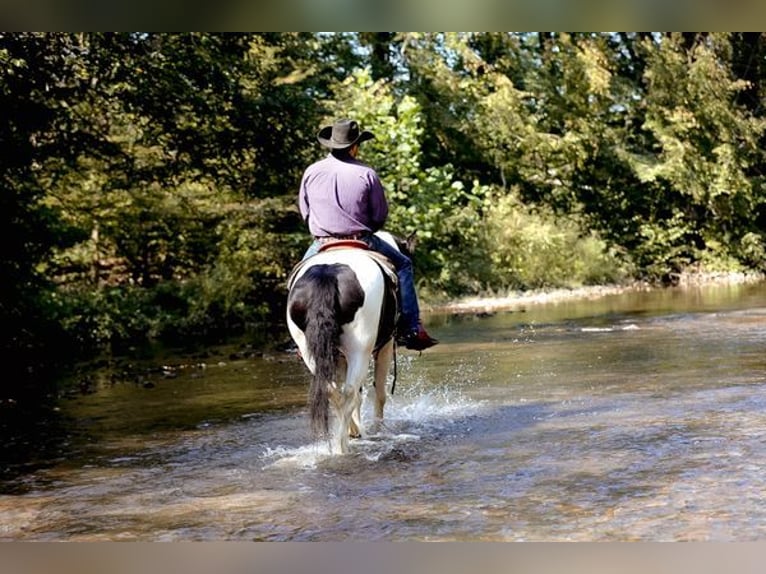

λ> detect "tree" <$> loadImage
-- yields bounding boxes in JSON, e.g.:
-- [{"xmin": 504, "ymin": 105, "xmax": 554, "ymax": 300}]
[
  {"xmin": 621, "ymin": 33, "xmax": 766, "ymax": 275},
  {"xmin": 0, "ymin": 33, "xmax": 88, "ymax": 396}
]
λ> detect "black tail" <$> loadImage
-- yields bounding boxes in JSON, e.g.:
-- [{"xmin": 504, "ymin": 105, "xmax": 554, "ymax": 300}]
[{"xmin": 302, "ymin": 269, "xmax": 342, "ymax": 437}]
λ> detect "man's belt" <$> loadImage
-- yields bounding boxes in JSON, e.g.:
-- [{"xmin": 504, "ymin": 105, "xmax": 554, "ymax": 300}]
[{"xmin": 316, "ymin": 233, "xmax": 370, "ymax": 242}]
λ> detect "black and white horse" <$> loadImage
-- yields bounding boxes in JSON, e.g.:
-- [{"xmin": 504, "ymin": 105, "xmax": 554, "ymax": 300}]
[{"xmin": 286, "ymin": 231, "xmax": 400, "ymax": 454}]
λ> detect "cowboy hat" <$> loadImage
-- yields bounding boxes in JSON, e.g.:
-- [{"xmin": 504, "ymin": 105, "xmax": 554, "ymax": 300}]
[{"xmin": 317, "ymin": 118, "xmax": 374, "ymax": 149}]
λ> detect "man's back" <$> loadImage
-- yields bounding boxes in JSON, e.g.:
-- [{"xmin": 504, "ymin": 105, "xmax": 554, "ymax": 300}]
[{"xmin": 300, "ymin": 153, "xmax": 388, "ymax": 238}]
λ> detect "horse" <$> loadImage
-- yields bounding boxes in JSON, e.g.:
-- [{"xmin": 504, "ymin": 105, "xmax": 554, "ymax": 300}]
[{"xmin": 285, "ymin": 231, "xmax": 401, "ymax": 454}]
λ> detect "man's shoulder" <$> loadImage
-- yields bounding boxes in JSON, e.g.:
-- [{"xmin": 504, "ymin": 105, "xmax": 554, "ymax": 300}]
[
  {"xmin": 343, "ymin": 156, "xmax": 379, "ymax": 177},
  {"xmin": 306, "ymin": 154, "xmax": 332, "ymax": 168},
  {"xmin": 307, "ymin": 154, "xmax": 377, "ymax": 175}
]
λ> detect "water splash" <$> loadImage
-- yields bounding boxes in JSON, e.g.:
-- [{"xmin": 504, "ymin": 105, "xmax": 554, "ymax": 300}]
[
  {"xmin": 260, "ymin": 377, "xmax": 487, "ymax": 469},
  {"xmin": 261, "ymin": 443, "xmax": 334, "ymax": 469}
]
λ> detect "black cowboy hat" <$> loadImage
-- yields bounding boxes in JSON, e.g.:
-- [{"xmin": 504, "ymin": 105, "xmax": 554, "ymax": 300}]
[{"xmin": 317, "ymin": 118, "xmax": 374, "ymax": 149}]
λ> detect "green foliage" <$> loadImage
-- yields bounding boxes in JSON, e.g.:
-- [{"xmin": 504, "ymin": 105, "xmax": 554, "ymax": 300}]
[
  {"xmin": 738, "ymin": 232, "xmax": 766, "ymax": 270},
  {"xmin": 632, "ymin": 210, "xmax": 699, "ymax": 278},
  {"xmin": 5, "ymin": 32, "xmax": 766, "ymax": 390},
  {"xmin": 54, "ymin": 285, "xmax": 160, "ymax": 352},
  {"xmin": 184, "ymin": 196, "xmax": 305, "ymax": 331},
  {"xmin": 0, "ymin": 33, "xmax": 83, "ymax": 393},
  {"xmin": 482, "ymin": 191, "xmax": 629, "ymax": 290},
  {"xmin": 315, "ymin": 66, "xmax": 627, "ymax": 296},
  {"xmin": 3, "ymin": 33, "xmax": 333, "ymax": 361},
  {"xmin": 619, "ymin": 33, "xmax": 766, "ymax": 277}
]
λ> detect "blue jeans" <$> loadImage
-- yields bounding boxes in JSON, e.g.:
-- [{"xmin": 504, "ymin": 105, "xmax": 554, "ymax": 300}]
[{"xmin": 302, "ymin": 236, "xmax": 420, "ymax": 333}]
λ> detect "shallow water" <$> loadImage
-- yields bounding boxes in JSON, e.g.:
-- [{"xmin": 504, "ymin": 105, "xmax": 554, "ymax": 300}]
[{"xmin": 2, "ymin": 282, "xmax": 766, "ymax": 541}]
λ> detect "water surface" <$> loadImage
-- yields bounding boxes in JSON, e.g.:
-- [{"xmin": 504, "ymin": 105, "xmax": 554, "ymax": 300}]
[{"xmin": 2, "ymin": 281, "xmax": 766, "ymax": 541}]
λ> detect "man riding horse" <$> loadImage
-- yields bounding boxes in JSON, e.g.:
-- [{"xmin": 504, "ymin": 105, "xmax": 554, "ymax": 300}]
[{"xmin": 298, "ymin": 118, "xmax": 438, "ymax": 351}]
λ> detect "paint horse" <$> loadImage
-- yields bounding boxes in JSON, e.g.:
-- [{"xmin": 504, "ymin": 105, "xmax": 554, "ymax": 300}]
[{"xmin": 286, "ymin": 231, "xmax": 401, "ymax": 454}]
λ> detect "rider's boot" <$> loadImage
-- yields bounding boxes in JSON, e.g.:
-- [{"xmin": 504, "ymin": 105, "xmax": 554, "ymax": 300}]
[{"xmin": 398, "ymin": 321, "xmax": 439, "ymax": 351}]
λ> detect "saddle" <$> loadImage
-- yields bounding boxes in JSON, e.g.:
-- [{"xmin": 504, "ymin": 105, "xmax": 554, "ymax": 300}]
[
  {"xmin": 317, "ymin": 238, "xmax": 369, "ymax": 252},
  {"xmin": 287, "ymin": 240, "xmax": 398, "ymax": 290}
]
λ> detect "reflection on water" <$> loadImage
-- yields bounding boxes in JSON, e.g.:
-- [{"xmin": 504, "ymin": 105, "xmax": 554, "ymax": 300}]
[{"xmin": 1, "ymin": 282, "xmax": 766, "ymax": 541}]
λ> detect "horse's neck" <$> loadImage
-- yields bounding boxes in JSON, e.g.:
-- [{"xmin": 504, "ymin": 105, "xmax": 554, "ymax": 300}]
[{"xmin": 374, "ymin": 230, "xmax": 399, "ymax": 251}]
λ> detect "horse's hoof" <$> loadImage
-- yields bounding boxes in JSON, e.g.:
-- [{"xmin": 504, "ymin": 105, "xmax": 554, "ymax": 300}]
[{"xmin": 349, "ymin": 432, "xmax": 362, "ymax": 439}]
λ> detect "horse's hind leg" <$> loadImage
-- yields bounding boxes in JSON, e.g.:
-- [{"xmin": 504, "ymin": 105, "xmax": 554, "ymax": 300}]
[
  {"xmin": 333, "ymin": 353, "xmax": 368, "ymax": 454},
  {"xmin": 372, "ymin": 339, "xmax": 394, "ymax": 428},
  {"xmin": 339, "ymin": 358, "xmax": 361, "ymax": 439},
  {"xmin": 349, "ymin": 387, "xmax": 363, "ymax": 439},
  {"xmin": 332, "ymin": 388, "xmax": 360, "ymax": 454}
]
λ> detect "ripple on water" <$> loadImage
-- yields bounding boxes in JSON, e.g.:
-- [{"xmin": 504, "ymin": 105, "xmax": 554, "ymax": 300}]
[{"xmin": 4, "ymin": 284, "xmax": 766, "ymax": 541}]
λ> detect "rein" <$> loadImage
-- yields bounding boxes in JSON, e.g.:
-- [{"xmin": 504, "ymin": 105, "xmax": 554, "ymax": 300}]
[{"xmin": 391, "ymin": 341, "xmax": 398, "ymax": 395}]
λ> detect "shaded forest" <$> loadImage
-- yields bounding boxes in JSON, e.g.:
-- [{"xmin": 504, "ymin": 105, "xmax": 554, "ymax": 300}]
[{"xmin": 3, "ymin": 32, "xmax": 766, "ymax": 397}]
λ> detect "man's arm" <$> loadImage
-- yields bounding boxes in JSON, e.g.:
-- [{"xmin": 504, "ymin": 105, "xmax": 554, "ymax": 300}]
[
  {"xmin": 367, "ymin": 172, "xmax": 389, "ymax": 231},
  {"xmin": 298, "ymin": 175, "xmax": 310, "ymax": 225}
]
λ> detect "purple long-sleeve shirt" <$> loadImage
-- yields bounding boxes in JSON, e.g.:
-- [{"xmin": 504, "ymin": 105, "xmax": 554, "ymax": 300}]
[{"xmin": 299, "ymin": 153, "xmax": 389, "ymax": 238}]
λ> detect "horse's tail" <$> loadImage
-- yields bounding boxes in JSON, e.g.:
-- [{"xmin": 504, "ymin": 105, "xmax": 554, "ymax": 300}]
[{"xmin": 304, "ymin": 271, "xmax": 342, "ymax": 437}]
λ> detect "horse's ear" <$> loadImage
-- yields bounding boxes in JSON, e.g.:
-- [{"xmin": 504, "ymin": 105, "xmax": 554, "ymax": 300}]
[{"xmin": 405, "ymin": 231, "xmax": 417, "ymax": 253}]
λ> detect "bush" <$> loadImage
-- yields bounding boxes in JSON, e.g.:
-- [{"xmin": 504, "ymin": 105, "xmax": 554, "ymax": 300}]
[{"xmin": 481, "ymin": 190, "xmax": 629, "ymax": 291}]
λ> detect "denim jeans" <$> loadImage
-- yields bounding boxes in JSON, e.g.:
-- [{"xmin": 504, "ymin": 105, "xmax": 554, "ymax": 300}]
[{"xmin": 302, "ymin": 236, "xmax": 420, "ymax": 333}]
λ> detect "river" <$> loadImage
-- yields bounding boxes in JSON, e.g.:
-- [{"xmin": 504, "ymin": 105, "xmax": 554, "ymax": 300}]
[{"xmin": 2, "ymin": 281, "xmax": 765, "ymax": 541}]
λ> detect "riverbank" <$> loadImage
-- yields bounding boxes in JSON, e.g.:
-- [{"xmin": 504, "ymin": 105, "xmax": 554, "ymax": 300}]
[{"xmin": 425, "ymin": 271, "xmax": 766, "ymax": 316}]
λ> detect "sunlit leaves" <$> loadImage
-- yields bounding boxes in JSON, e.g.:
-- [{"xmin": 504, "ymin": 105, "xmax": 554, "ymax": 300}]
[
  {"xmin": 622, "ymin": 33, "xmax": 766, "ymax": 272},
  {"xmin": 5, "ymin": 31, "xmax": 766, "ymax": 371}
]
